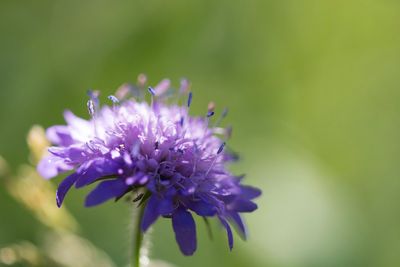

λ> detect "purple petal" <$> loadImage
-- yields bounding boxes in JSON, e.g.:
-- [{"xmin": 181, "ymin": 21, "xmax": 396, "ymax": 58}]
[
  {"xmin": 219, "ymin": 217, "xmax": 234, "ymax": 251},
  {"xmin": 172, "ymin": 209, "xmax": 197, "ymax": 256},
  {"xmin": 75, "ymin": 158, "xmax": 120, "ymax": 188},
  {"xmin": 85, "ymin": 179, "xmax": 128, "ymax": 207},
  {"xmin": 228, "ymin": 199, "xmax": 258, "ymax": 212},
  {"xmin": 63, "ymin": 110, "xmax": 90, "ymax": 128},
  {"xmin": 199, "ymin": 193, "xmax": 225, "ymax": 211},
  {"xmin": 46, "ymin": 126, "xmax": 73, "ymax": 146},
  {"xmin": 228, "ymin": 212, "xmax": 247, "ymax": 239},
  {"xmin": 188, "ymin": 200, "xmax": 216, "ymax": 216},
  {"xmin": 240, "ymin": 185, "xmax": 262, "ymax": 200},
  {"xmin": 37, "ymin": 155, "xmax": 73, "ymax": 179},
  {"xmin": 48, "ymin": 146, "xmax": 86, "ymax": 163},
  {"xmin": 56, "ymin": 172, "xmax": 79, "ymax": 207},
  {"xmin": 141, "ymin": 195, "xmax": 161, "ymax": 232},
  {"xmin": 158, "ymin": 198, "xmax": 175, "ymax": 215}
]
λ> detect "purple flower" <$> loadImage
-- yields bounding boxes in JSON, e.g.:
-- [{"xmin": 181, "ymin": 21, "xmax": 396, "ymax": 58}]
[{"xmin": 38, "ymin": 76, "xmax": 261, "ymax": 255}]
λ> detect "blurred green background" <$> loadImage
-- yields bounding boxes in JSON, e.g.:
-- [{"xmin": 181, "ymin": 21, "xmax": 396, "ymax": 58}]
[{"xmin": 1, "ymin": 0, "xmax": 400, "ymax": 266}]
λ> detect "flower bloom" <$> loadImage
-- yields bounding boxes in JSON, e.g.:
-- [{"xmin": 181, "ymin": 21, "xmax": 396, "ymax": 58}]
[{"xmin": 37, "ymin": 76, "xmax": 261, "ymax": 255}]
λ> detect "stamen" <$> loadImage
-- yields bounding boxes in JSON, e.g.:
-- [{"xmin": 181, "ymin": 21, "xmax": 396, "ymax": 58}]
[
  {"xmin": 224, "ymin": 126, "xmax": 233, "ymax": 140},
  {"xmin": 217, "ymin": 142, "xmax": 226, "ymax": 154},
  {"xmin": 108, "ymin": 95, "xmax": 119, "ymax": 113},
  {"xmin": 180, "ymin": 117, "xmax": 184, "ymax": 127},
  {"xmin": 175, "ymin": 78, "xmax": 190, "ymax": 106},
  {"xmin": 87, "ymin": 99, "xmax": 98, "ymax": 136},
  {"xmin": 205, "ymin": 142, "xmax": 226, "ymax": 177},
  {"xmin": 214, "ymin": 107, "xmax": 229, "ymax": 127},
  {"xmin": 115, "ymin": 83, "xmax": 132, "ymax": 100},
  {"xmin": 208, "ymin": 101, "xmax": 216, "ymax": 113},
  {"xmin": 148, "ymin": 86, "xmax": 156, "ymax": 96},
  {"xmin": 187, "ymin": 92, "xmax": 193, "ymax": 108},
  {"xmin": 203, "ymin": 102, "xmax": 215, "ymax": 137},
  {"xmin": 190, "ymin": 141, "xmax": 200, "ymax": 178},
  {"xmin": 87, "ymin": 90, "xmax": 100, "ymax": 112},
  {"xmin": 222, "ymin": 107, "xmax": 229, "ymax": 118},
  {"xmin": 154, "ymin": 79, "xmax": 170, "ymax": 96},
  {"xmin": 108, "ymin": 95, "xmax": 119, "ymax": 104},
  {"xmin": 136, "ymin": 74, "xmax": 147, "ymax": 101},
  {"xmin": 179, "ymin": 78, "xmax": 190, "ymax": 94},
  {"xmin": 87, "ymin": 99, "xmax": 95, "ymax": 117},
  {"xmin": 137, "ymin": 73, "xmax": 147, "ymax": 88},
  {"xmin": 205, "ymin": 158, "xmax": 217, "ymax": 178},
  {"xmin": 184, "ymin": 92, "xmax": 193, "ymax": 129},
  {"xmin": 148, "ymin": 86, "xmax": 155, "ymax": 109}
]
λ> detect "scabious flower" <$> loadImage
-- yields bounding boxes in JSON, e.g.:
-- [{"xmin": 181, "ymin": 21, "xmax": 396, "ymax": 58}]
[{"xmin": 37, "ymin": 76, "xmax": 261, "ymax": 255}]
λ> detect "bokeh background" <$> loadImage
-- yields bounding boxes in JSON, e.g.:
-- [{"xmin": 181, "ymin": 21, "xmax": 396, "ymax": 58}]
[{"xmin": 1, "ymin": 1, "xmax": 400, "ymax": 267}]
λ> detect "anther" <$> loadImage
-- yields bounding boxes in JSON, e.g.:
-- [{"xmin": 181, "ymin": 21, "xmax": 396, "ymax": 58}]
[
  {"xmin": 207, "ymin": 102, "xmax": 216, "ymax": 118},
  {"xmin": 148, "ymin": 87, "xmax": 155, "ymax": 109},
  {"xmin": 217, "ymin": 142, "xmax": 226, "ymax": 154},
  {"xmin": 87, "ymin": 89, "xmax": 100, "ymax": 108},
  {"xmin": 187, "ymin": 92, "xmax": 193, "ymax": 108},
  {"xmin": 87, "ymin": 99, "xmax": 98, "ymax": 136},
  {"xmin": 87, "ymin": 99, "xmax": 95, "ymax": 117},
  {"xmin": 148, "ymin": 87, "xmax": 156, "ymax": 96},
  {"xmin": 207, "ymin": 111, "xmax": 215, "ymax": 118},
  {"xmin": 108, "ymin": 95, "xmax": 119, "ymax": 104},
  {"xmin": 205, "ymin": 142, "xmax": 226, "ymax": 178}
]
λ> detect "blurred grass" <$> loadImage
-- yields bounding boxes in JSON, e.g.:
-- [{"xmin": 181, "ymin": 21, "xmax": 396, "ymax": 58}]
[{"xmin": 1, "ymin": 0, "xmax": 400, "ymax": 267}]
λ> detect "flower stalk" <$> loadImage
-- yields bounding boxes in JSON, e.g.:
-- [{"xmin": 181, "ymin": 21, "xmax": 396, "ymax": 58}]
[{"xmin": 131, "ymin": 202, "xmax": 146, "ymax": 267}]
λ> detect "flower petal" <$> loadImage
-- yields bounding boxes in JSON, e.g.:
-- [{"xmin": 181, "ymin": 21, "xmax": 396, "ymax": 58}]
[
  {"xmin": 75, "ymin": 158, "xmax": 120, "ymax": 188},
  {"xmin": 46, "ymin": 125, "xmax": 73, "ymax": 146},
  {"xmin": 228, "ymin": 212, "xmax": 246, "ymax": 239},
  {"xmin": 240, "ymin": 185, "xmax": 262, "ymax": 200},
  {"xmin": 219, "ymin": 217, "xmax": 234, "ymax": 251},
  {"xmin": 56, "ymin": 172, "xmax": 79, "ymax": 207},
  {"xmin": 85, "ymin": 179, "xmax": 128, "ymax": 207},
  {"xmin": 48, "ymin": 146, "xmax": 86, "ymax": 163},
  {"xmin": 63, "ymin": 110, "xmax": 93, "ymax": 142},
  {"xmin": 229, "ymin": 199, "xmax": 258, "ymax": 212},
  {"xmin": 37, "ymin": 155, "xmax": 73, "ymax": 179},
  {"xmin": 141, "ymin": 195, "xmax": 161, "ymax": 232},
  {"xmin": 172, "ymin": 209, "xmax": 197, "ymax": 256},
  {"xmin": 188, "ymin": 200, "xmax": 216, "ymax": 216},
  {"xmin": 158, "ymin": 198, "xmax": 175, "ymax": 215}
]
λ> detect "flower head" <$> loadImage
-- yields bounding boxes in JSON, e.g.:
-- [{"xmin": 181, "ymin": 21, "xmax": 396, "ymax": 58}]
[{"xmin": 38, "ymin": 75, "xmax": 261, "ymax": 255}]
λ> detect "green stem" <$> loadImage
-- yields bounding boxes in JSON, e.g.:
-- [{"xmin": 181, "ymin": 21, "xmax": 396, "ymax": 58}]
[{"xmin": 131, "ymin": 203, "xmax": 146, "ymax": 267}]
